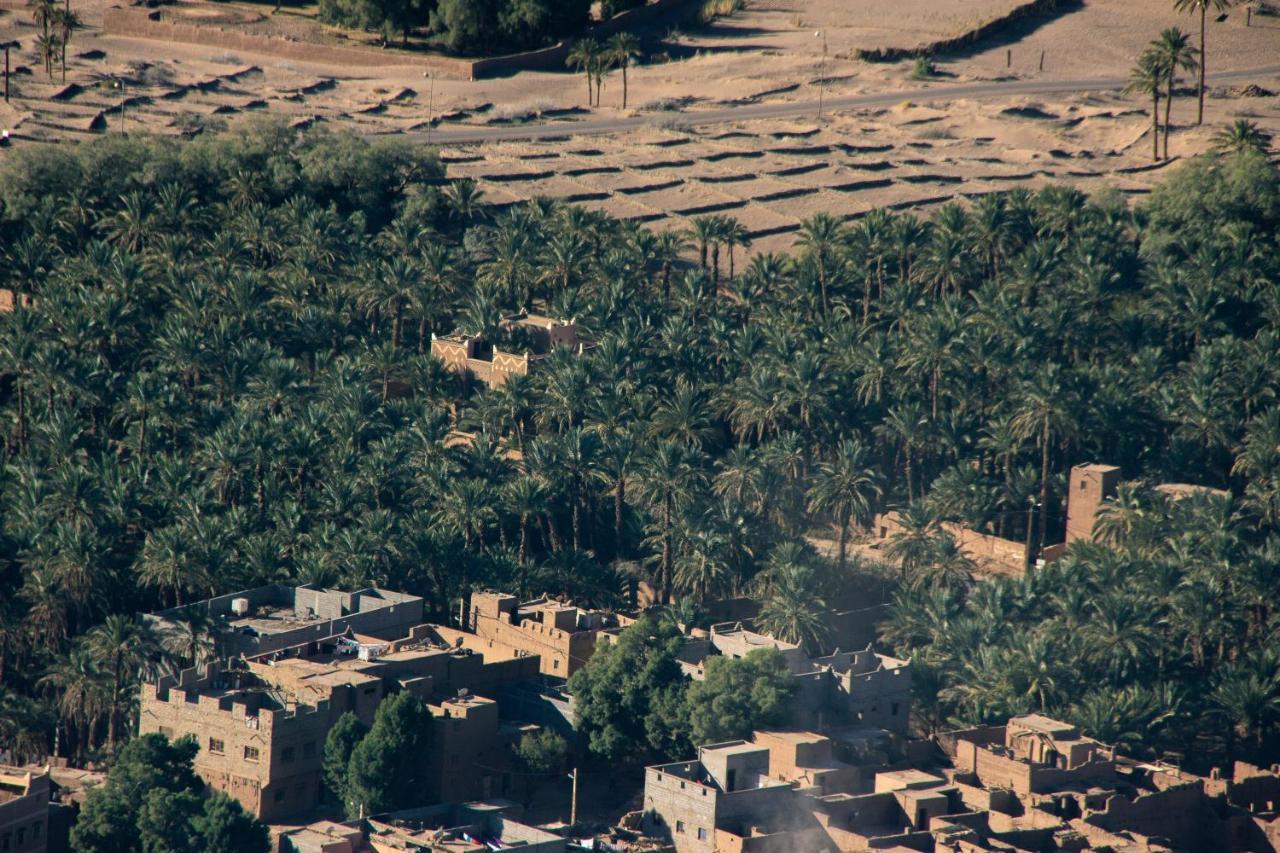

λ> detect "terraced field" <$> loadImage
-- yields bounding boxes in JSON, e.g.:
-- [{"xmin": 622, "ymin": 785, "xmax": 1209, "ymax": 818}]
[{"xmin": 434, "ymin": 94, "xmax": 1195, "ymax": 255}]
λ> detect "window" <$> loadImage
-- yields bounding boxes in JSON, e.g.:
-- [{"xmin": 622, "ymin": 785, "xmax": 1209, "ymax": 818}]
[
  {"xmin": 680, "ymin": 781, "xmax": 686, "ymax": 790},
  {"xmin": 2, "ymin": 832, "xmax": 9, "ymax": 852},
  {"xmin": 676, "ymin": 820, "xmax": 685, "ymax": 834},
  {"xmin": 274, "ymin": 789, "xmax": 286, "ymax": 803},
  {"xmin": 15, "ymin": 830, "xmax": 23, "ymax": 846},
  {"xmin": 32, "ymin": 822, "xmax": 41, "ymax": 840},
  {"xmin": 553, "ymin": 659, "xmax": 560, "ymax": 670},
  {"xmin": 363, "ymin": 686, "xmax": 378, "ymax": 695},
  {"xmin": 209, "ymin": 738, "xmax": 225, "ymax": 754},
  {"xmin": 282, "ymin": 747, "xmax": 295, "ymax": 763},
  {"xmin": 891, "ymin": 702, "xmax": 900, "ymax": 717},
  {"xmin": 697, "ymin": 828, "xmax": 708, "ymax": 841},
  {"xmin": 303, "ymin": 741, "xmax": 316, "ymax": 758},
  {"xmin": 244, "ymin": 746, "xmax": 260, "ymax": 762}
]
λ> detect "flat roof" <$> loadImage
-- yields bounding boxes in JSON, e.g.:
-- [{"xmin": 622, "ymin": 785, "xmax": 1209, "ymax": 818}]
[
  {"xmin": 702, "ymin": 741, "xmax": 768, "ymax": 758},
  {"xmin": 1010, "ymin": 714, "xmax": 1079, "ymax": 736},
  {"xmin": 753, "ymin": 730, "xmax": 828, "ymax": 745},
  {"xmin": 877, "ymin": 769, "xmax": 945, "ymax": 786}
]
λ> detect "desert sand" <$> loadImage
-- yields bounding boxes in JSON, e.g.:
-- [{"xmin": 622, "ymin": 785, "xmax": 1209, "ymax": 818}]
[{"xmin": 0, "ymin": 0, "xmax": 1276, "ymax": 238}]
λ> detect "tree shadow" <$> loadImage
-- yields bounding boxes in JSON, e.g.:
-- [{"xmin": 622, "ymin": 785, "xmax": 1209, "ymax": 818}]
[{"xmin": 937, "ymin": 0, "xmax": 1084, "ymax": 60}]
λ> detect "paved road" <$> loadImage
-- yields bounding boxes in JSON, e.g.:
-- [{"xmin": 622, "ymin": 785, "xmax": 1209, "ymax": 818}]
[{"xmin": 410, "ymin": 64, "xmax": 1280, "ymax": 146}]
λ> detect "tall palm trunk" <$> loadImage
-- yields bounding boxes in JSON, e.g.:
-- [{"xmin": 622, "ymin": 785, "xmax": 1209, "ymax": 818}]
[
  {"xmin": 1151, "ymin": 90, "xmax": 1161, "ymax": 161},
  {"xmin": 107, "ymin": 655, "xmax": 122, "ymax": 749},
  {"xmin": 1163, "ymin": 69, "xmax": 1175, "ymax": 159},
  {"xmin": 1197, "ymin": 6, "xmax": 1206, "ymax": 125},
  {"xmin": 837, "ymin": 510, "xmax": 850, "ymax": 571},
  {"xmin": 614, "ymin": 479, "xmax": 625, "ymax": 560},
  {"xmin": 661, "ymin": 495, "xmax": 673, "ymax": 604},
  {"xmin": 1038, "ymin": 417, "xmax": 1050, "ymax": 552}
]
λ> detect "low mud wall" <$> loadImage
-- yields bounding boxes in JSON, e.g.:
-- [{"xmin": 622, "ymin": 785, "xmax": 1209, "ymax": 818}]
[
  {"xmin": 105, "ymin": 0, "xmax": 695, "ymax": 80},
  {"xmin": 470, "ymin": 0, "xmax": 695, "ymax": 78},
  {"xmin": 854, "ymin": 0, "xmax": 1066, "ymax": 61},
  {"xmin": 103, "ymin": 6, "xmax": 476, "ymax": 76}
]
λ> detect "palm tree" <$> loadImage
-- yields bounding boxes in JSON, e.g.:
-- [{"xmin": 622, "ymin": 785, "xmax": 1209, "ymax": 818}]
[
  {"xmin": 1010, "ymin": 365, "xmax": 1078, "ymax": 554},
  {"xmin": 796, "ymin": 213, "xmax": 843, "ymax": 315},
  {"xmin": 443, "ymin": 179, "xmax": 485, "ymax": 228},
  {"xmin": 1211, "ymin": 660, "xmax": 1280, "ymax": 756},
  {"xmin": 567, "ymin": 38, "xmax": 602, "ymax": 107},
  {"xmin": 1150, "ymin": 28, "xmax": 1199, "ymax": 159},
  {"xmin": 807, "ymin": 438, "xmax": 882, "ymax": 571},
  {"xmin": 1212, "ymin": 118, "xmax": 1273, "ymax": 155},
  {"xmin": 35, "ymin": 32, "xmax": 60, "ymax": 79},
  {"xmin": 651, "ymin": 229, "xmax": 690, "ymax": 304},
  {"xmin": 159, "ymin": 605, "xmax": 226, "ymax": 672},
  {"xmin": 1126, "ymin": 49, "xmax": 1166, "ymax": 161},
  {"xmin": 607, "ymin": 32, "xmax": 641, "ymax": 109},
  {"xmin": 885, "ymin": 503, "xmax": 948, "ymax": 579},
  {"xmin": 756, "ymin": 564, "xmax": 832, "ymax": 655},
  {"xmin": 635, "ymin": 441, "xmax": 705, "ymax": 604},
  {"xmin": 52, "ymin": 5, "xmax": 82, "ymax": 84},
  {"xmin": 1172, "ymin": 0, "xmax": 1231, "ymax": 125},
  {"xmin": 720, "ymin": 217, "xmax": 751, "ymax": 282},
  {"xmin": 689, "ymin": 217, "xmax": 718, "ymax": 281},
  {"xmin": 39, "ymin": 647, "xmax": 109, "ymax": 764},
  {"xmin": 84, "ymin": 615, "xmax": 163, "ymax": 750}
]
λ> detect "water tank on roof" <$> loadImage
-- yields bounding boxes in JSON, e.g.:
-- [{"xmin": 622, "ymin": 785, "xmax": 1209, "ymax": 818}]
[{"xmin": 231, "ymin": 597, "xmax": 250, "ymax": 617}]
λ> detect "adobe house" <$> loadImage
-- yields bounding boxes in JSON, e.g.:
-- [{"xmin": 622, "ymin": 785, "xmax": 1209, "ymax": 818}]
[
  {"xmin": 430, "ymin": 313, "xmax": 593, "ymax": 390},
  {"xmin": 467, "ymin": 592, "xmax": 625, "ymax": 678},
  {"xmin": 138, "ymin": 621, "xmax": 541, "ymax": 821},
  {"xmin": 0, "ymin": 765, "xmax": 50, "ymax": 853}
]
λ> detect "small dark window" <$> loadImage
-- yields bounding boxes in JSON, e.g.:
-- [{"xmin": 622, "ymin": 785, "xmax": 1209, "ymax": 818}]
[
  {"xmin": 244, "ymin": 746, "xmax": 260, "ymax": 762},
  {"xmin": 698, "ymin": 828, "xmax": 708, "ymax": 841},
  {"xmin": 303, "ymin": 741, "xmax": 316, "ymax": 758},
  {"xmin": 274, "ymin": 789, "xmax": 286, "ymax": 803},
  {"xmin": 2, "ymin": 832, "xmax": 10, "ymax": 851},
  {"xmin": 15, "ymin": 830, "xmax": 23, "ymax": 846},
  {"xmin": 676, "ymin": 820, "xmax": 685, "ymax": 834},
  {"xmin": 892, "ymin": 702, "xmax": 900, "ymax": 716},
  {"xmin": 32, "ymin": 822, "xmax": 41, "ymax": 840},
  {"xmin": 282, "ymin": 747, "xmax": 295, "ymax": 763},
  {"xmin": 363, "ymin": 686, "xmax": 377, "ymax": 695},
  {"xmin": 209, "ymin": 738, "xmax": 225, "ymax": 754}
]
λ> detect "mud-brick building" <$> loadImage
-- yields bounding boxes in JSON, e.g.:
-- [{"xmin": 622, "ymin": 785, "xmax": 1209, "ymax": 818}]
[
  {"xmin": 0, "ymin": 766, "xmax": 51, "ymax": 853},
  {"xmin": 138, "ymin": 622, "xmax": 543, "ymax": 821},
  {"xmin": 686, "ymin": 623, "xmax": 912, "ymax": 735},
  {"xmin": 430, "ymin": 314, "xmax": 592, "ymax": 390},
  {"xmin": 138, "ymin": 661, "xmax": 365, "ymax": 821},
  {"xmin": 468, "ymin": 592, "xmax": 626, "ymax": 678},
  {"xmin": 143, "ymin": 583, "xmax": 424, "ymax": 659}
]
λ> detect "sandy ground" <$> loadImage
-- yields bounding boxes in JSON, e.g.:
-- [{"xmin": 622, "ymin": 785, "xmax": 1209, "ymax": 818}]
[{"xmin": 0, "ymin": 0, "xmax": 1276, "ymax": 234}]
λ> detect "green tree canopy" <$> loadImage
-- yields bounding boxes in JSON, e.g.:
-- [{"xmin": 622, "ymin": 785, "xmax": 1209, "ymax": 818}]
[
  {"xmin": 71, "ymin": 734, "xmax": 268, "ymax": 853},
  {"xmin": 685, "ymin": 648, "xmax": 795, "ymax": 746},
  {"xmin": 323, "ymin": 711, "xmax": 368, "ymax": 810},
  {"xmin": 344, "ymin": 692, "xmax": 434, "ymax": 819},
  {"xmin": 568, "ymin": 614, "xmax": 691, "ymax": 763}
]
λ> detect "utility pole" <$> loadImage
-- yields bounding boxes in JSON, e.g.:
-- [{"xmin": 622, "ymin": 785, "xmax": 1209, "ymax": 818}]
[
  {"xmin": 815, "ymin": 30, "xmax": 827, "ymax": 122},
  {"xmin": 423, "ymin": 70, "xmax": 435, "ymax": 145},
  {"xmin": 569, "ymin": 766, "xmax": 579, "ymax": 826},
  {"xmin": 114, "ymin": 78, "xmax": 126, "ymax": 135}
]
